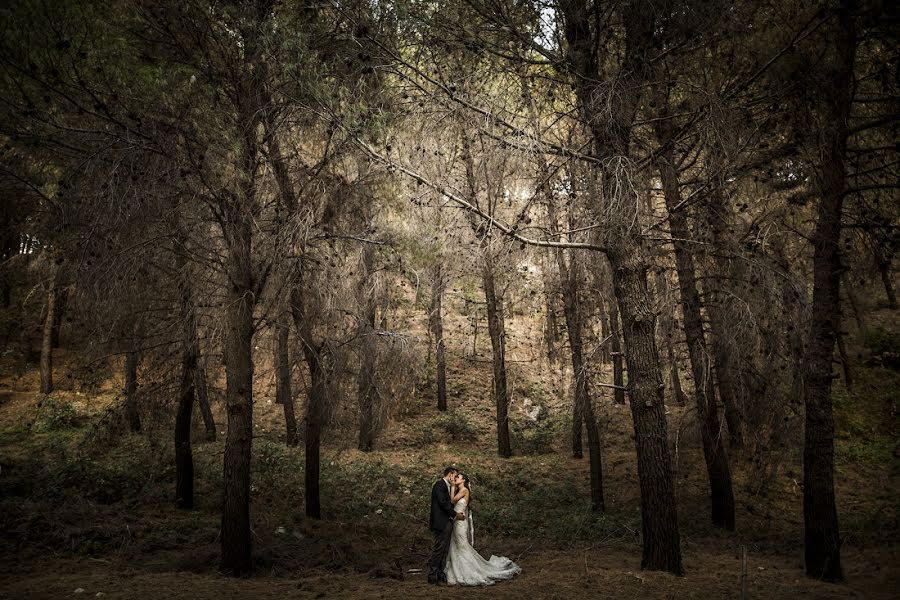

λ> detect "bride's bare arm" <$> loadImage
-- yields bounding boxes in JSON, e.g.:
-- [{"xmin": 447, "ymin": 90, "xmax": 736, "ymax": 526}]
[{"xmin": 451, "ymin": 487, "xmax": 469, "ymax": 504}]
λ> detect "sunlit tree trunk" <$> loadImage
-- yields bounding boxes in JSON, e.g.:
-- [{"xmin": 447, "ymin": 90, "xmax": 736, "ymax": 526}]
[{"xmin": 429, "ymin": 261, "xmax": 448, "ymax": 412}]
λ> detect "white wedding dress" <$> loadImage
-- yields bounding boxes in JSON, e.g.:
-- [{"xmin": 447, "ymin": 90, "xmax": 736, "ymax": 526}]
[{"xmin": 444, "ymin": 497, "xmax": 521, "ymax": 586}]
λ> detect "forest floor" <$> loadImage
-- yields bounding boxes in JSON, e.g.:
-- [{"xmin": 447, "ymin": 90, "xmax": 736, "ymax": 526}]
[{"xmin": 1, "ymin": 303, "xmax": 898, "ymax": 599}]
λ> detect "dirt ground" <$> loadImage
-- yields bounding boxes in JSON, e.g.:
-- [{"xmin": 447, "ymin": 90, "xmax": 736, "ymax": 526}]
[{"xmin": 2, "ymin": 542, "xmax": 896, "ymax": 600}]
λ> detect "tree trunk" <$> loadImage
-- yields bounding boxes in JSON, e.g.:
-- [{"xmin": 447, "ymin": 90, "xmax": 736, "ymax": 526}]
[
  {"xmin": 481, "ymin": 259, "xmax": 512, "ymax": 458},
  {"xmin": 40, "ymin": 257, "xmax": 60, "ymax": 395},
  {"xmin": 357, "ymin": 244, "xmax": 378, "ymax": 451},
  {"xmin": 802, "ymin": 3, "xmax": 854, "ymax": 582},
  {"xmin": 841, "ymin": 276, "xmax": 866, "ymax": 332},
  {"xmin": 195, "ymin": 365, "xmax": 217, "ymax": 442},
  {"xmin": 50, "ymin": 286, "xmax": 68, "ymax": 349},
  {"xmin": 430, "ymin": 261, "xmax": 448, "ymax": 412},
  {"xmin": 607, "ymin": 303, "xmax": 626, "ymax": 405},
  {"xmin": 560, "ymin": 252, "xmax": 604, "ymax": 510},
  {"xmin": 175, "ymin": 261, "xmax": 198, "ymax": 510},
  {"xmin": 275, "ymin": 314, "xmax": 298, "ymax": 447},
  {"xmin": 702, "ymin": 199, "xmax": 746, "ymax": 449},
  {"xmin": 657, "ymin": 143, "xmax": 735, "ymax": 530},
  {"xmin": 874, "ymin": 247, "xmax": 897, "ymax": 309},
  {"xmin": 654, "ymin": 271, "xmax": 687, "ymax": 407},
  {"xmin": 219, "ymin": 216, "xmax": 256, "ymax": 575},
  {"xmin": 124, "ymin": 351, "xmax": 141, "ymax": 433},
  {"xmin": 542, "ymin": 256, "xmax": 561, "ymax": 365}
]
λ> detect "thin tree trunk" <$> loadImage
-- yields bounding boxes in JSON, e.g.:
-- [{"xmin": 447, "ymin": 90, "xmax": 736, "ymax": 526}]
[
  {"xmin": 430, "ymin": 261, "xmax": 448, "ymax": 412},
  {"xmin": 702, "ymin": 201, "xmax": 746, "ymax": 449},
  {"xmin": 802, "ymin": 2, "xmax": 854, "ymax": 582},
  {"xmin": 874, "ymin": 248, "xmax": 897, "ymax": 309},
  {"xmin": 841, "ymin": 276, "xmax": 866, "ymax": 332},
  {"xmin": 195, "ymin": 365, "xmax": 216, "ymax": 442},
  {"xmin": 481, "ymin": 259, "xmax": 512, "ymax": 458},
  {"xmin": 560, "ymin": 252, "xmax": 604, "ymax": 510},
  {"xmin": 50, "ymin": 286, "xmax": 67, "ymax": 349},
  {"xmin": 175, "ymin": 262, "xmax": 197, "ymax": 510},
  {"xmin": 657, "ymin": 142, "xmax": 735, "ymax": 530},
  {"xmin": 542, "ymin": 256, "xmax": 561, "ymax": 365},
  {"xmin": 607, "ymin": 303, "xmax": 626, "ymax": 405},
  {"xmin": 836, "ymin": 333, "xmax": 852, "ymax": 389},
  {"xmin": 275, "ymin": 314, "xmax": 298, "ymax": 447},
  {"xmin": 124, "ymin": 351, "xmax": 141, "ymax": 433},
  {"xmin": 357, "ymin": 245, "xmax": 378, "ymax": 452},
  {"xmin": 654, "ymin": 271, "xmax": 687, "ymax": 407},
  {"xmin": 40, "ymin": 257, "xmax": 59, "ymax": 394}
]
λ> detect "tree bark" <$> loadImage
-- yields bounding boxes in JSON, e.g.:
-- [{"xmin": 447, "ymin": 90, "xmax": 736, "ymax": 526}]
[
  {"xmin": 560, "ymin": 253, "xmax": 605, "ymax": 510},
  {"xmin": 124, "ymin": 351, "xmax": 141, "ymax": 433},
  {"xmin": 874, "ymin": 247, "xmax": 897, "ymax": 309},
  {"xmin": 275, "ymin": 313, "xmax": 298, "ymax": 447},
  {"xmin": 657, "ymin": 142, "xmax": 735, "ymax": 530},
  {"xmin": 175, "ymin": 261, "xmax": 197, "ymax": 510},
  {"xmin": 802, "ymin": 2, "xmax": 854, "ymax": 582},
  {"xmin": 701, "ymin": 197, "xmax": 745, "ymax": 449},
  {"xmin": 481, "ymin": 259, "xmax": 512, "ymax": 458},
  {"xmin": 430, "ymin": 261, "xmax": 448, "ymax": 412},
  {"xmin": 195, "ymin": 365, "xmax": 217, "ymax": 442},
  {"xmin": 607, "ymin": 302, "xmax": 626, "ymax": 405},
  {"xmin": 219, "ymin": 213, "xmax": 255, "ymax": 573},
  {"xmin": 654, "ymin": 271, "xmax": 687, "ymax": 407},
  {"xmin": 558, "ymin": 0, "xmax": 683, "ymax": 574},
  {"xmin": 357, "ymin": 244, "xmax": 379, "ymax": 451},
  {"xmin": 50, "ymin": 286, "xmax": 67, "ymax": 349},
  {"xmin": 40, "ymin": 256, "xmax": 59, "ymax": 395}
]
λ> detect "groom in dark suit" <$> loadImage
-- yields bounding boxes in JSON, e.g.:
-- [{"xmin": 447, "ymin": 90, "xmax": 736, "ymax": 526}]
[{"xmin": 427, "ymin": 466, "xmax": 466, "ymax": 584}]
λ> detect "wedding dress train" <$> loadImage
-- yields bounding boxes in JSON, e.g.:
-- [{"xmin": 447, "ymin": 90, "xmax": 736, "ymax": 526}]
[{"xmin": 444, "ymin": 497, "xmax": 521, "ymax": 586}]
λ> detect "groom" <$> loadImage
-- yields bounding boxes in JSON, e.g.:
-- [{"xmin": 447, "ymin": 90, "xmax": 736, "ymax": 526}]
[{"xmin": 427, "ymin": 466, "xmax": 466, "ymax": 585}]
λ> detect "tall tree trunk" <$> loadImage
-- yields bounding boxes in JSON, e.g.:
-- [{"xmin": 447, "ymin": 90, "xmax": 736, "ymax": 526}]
[
  {"xmin": 195, "ymin": 365, "xmax": 217, "ymax": 442},
  {"xmin": 558, "ymin": 0, "xmax": 683, "ymax": 573},
  {"xmin": 874, "ymin": 247, "xmax": 897, "ymax": 309},
  {"xmin": 657, "ymin": 142, "xmax": 735, "ymax": 530},
  {"xmin": 219, "ymin": 218, "xmax": 255, "ymax": 572},
  {"xmin": 702, "ymin": 199, "xmax": 745, "ymax": 449},
  {"xmin": 481, "ymin": 259, "xmax": 512, "ymax": 458},
  {"xmin": 607, "ymin": 302, "xmax": 626, "ymax": 405},
  {"xmin": 802, "ymin": 2, "xmax": 854, "ymax": 582},
  {"xmin": 841, "ymin": 275, "xmax": 866, "ymax": 332},
  {"xmin": 542, "ymin": 257, "xmax": 561, "ymax": 365},
  {"xmin": 40, "ymin": 256, "xmax": 59, "ymax": 394},
  {"xmin": 654, "ymin": 271, "xmax": 687, "ymax": 407},
  {"xmin": 50, "ymin": 286, "xmax": 67, "ymax": 349},
  {"xmin": 175, "ymin": 261, "xmax": 197, "ymax": 510},
  {"xmin": 430, "ymin": 261, "xmax": 448, "ymax": 412},
  {"xmin": 561, "ymin": 252, "xmax": 604, "ymax": 510},
  {"xmin": 357, "ymin": 244, "xmax": 378, "ymax": 451},
  {"xmin": 275, "ymin": 313, "xmax": 298, "ymax": 447},
  {"xmin": 124, "ymin": 351, "xmax": 141, "ymax": 433}
]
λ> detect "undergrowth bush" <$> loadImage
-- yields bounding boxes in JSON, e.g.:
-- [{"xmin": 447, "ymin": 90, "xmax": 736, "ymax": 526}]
[
  {"xmin": 863, "ymin": 327, "xmax": 900, "ymax": 369},
  {"xmin": 32, "ymin": 395, "xmax": 82, "ymax": 431},
  {"xmin": 510, "ymin": 404, "xmax": 556, "ymax": 455},
  {"xmin": 421, "ymin": 409, "xmax": 481, "ymax": 443}
]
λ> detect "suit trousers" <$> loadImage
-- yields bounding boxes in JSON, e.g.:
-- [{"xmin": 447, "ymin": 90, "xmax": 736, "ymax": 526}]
[{"xmin": 427, "ymin": 520, "xmax": 454, "ymax": 582}]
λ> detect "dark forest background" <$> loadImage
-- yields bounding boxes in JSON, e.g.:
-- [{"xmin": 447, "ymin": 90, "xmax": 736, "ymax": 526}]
[{"xmin": 0, "ymin": 1, "xmax": 897, "ymax": 598}]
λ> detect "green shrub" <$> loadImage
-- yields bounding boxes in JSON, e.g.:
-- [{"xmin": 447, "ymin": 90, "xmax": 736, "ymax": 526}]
[
  {"xmin": 32, "ymin": 395, "xmax": 82, "ymax": 431},
  {"xmin": 510, "ymin": 404, "xmax": 556, "ymax": 455},
  {"xmin": 422, "ymin": 409, "xmax": 480, "ymax": 443},
  {"xmin": 863, "ymin": 327, "xmax": 900, "ymax": 369}
]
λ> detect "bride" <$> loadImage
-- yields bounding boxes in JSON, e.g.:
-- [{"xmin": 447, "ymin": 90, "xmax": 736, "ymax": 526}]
[{"xmin": 444, "ymin": 472, "xmax": 521, "ymax": 586}]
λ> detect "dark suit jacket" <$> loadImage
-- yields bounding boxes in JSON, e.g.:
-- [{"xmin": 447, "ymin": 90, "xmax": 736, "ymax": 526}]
[{"xmin": 429, "ymin": 478, "xmax": 457, "ymax": 533}]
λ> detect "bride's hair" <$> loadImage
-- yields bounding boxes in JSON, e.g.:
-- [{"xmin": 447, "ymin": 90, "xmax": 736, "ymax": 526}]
[{"xmin": 460, "ymin": 473, "xmax": 471, "ymax": 491}]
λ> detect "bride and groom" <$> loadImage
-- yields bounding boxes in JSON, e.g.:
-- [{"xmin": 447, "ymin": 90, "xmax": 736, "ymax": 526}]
[{"xmin": 427, "ymin": 466, "xmax": 521, "ymax": 586}]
